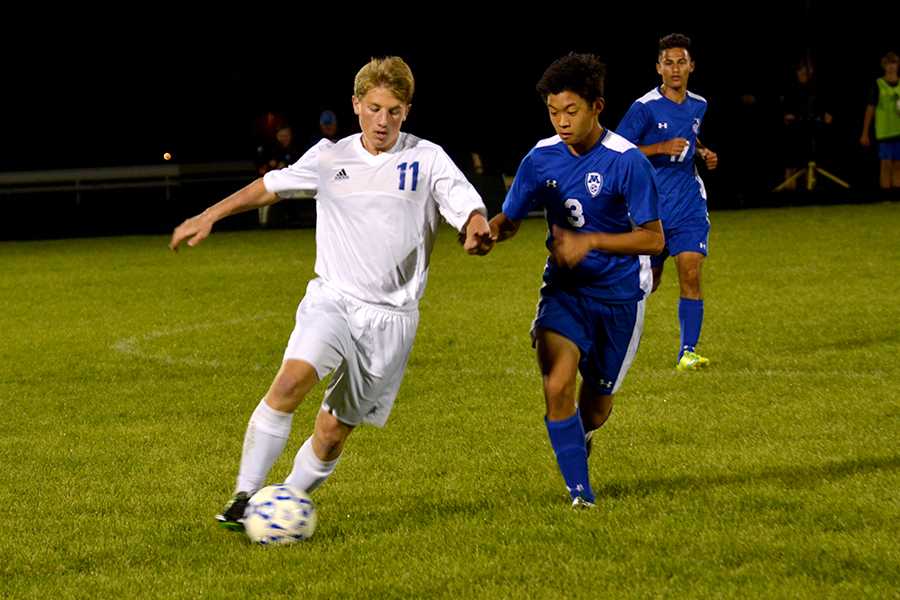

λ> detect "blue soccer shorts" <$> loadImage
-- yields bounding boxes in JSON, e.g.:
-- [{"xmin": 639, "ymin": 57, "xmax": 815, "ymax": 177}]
[
  {"xmin": 651, "ymin": 215, "xmax": 710, "ymax": 268},
  {"xmin": 531, "ymin": 285, "xmax": 646, "ymax": 395}
]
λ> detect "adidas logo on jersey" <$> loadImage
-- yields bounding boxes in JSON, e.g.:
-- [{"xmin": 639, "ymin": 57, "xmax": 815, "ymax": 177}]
[{"xmin": 333, "ymin": 168, "xmax": 350, "ymax": 181}]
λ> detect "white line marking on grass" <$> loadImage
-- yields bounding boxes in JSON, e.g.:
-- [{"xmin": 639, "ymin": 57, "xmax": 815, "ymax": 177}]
[{"xmin": 111, "ymin": 311, "xmax": 280, "ymax": 370}]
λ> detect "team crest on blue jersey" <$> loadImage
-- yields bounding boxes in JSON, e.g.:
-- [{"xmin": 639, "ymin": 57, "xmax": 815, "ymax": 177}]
[
  {"xmin": 585, "ymin": 172, "xmax": 603, "ymax": 197},
  {"xmin": 692, "ymin": 118, "xmax": 701, "ymax": 134}
]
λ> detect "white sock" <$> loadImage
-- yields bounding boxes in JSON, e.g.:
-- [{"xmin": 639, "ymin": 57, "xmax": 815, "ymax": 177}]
[
  {"xmin": 235, "ymin": 399, "xmax": 293, "ymax": 494},
  {"xmin": 285, "ymin": 436, "xmax": 340, "ymax": 493}
]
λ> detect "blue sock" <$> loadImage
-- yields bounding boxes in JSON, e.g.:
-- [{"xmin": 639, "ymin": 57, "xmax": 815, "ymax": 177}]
[
  {"xmin": 545, "ymin": 411, "xmax": 594, "ymax": 502},
  {"xmin": 678, "ymin": 297, "xmax": 704, "ymax": 359}
]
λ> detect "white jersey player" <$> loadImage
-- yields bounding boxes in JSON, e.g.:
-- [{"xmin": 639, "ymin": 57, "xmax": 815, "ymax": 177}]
[{"xmin": 169, "ymin": 57, "xmax": 494, "ymax": 530}]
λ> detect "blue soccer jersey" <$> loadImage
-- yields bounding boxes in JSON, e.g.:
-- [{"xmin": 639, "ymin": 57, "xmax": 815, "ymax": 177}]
[
  {"xmin": 502, "ymin": 129, "xmax": 660, "ymax": 303},
  {"xmin": 616, "ymin": 87, "xmax": 708, "ymax": 227}
]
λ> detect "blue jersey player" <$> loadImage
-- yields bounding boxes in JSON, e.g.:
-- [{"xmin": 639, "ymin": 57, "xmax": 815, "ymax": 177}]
[
  {"xmin": 616, "ymin": 33, "xmax": 718, "ymax": 371},
  {"xmin": 490, "ymin": 54, "xmax": 663, "ymax": 508}
]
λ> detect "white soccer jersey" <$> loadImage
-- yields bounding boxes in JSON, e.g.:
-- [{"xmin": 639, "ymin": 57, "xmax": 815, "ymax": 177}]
[{"xmin": 263, "ymin": 133, "xmax": 485, "ymax": 309}]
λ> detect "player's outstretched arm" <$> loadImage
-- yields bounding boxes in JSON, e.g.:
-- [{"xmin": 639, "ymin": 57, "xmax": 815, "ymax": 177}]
[
  {"xmin": 169, "ymin": 178, "xmax": 279, "ymax": 251},
  {"xmin": 550, "ymin": 220, "xmax": 664, "ymax": 268},
  {"xmin": 460, "ymin": 210, "xmax": 495, "ymax": 256},
  {"xmin": 488, "ymin": 212, "xmax": 521, "ymax": 243}
]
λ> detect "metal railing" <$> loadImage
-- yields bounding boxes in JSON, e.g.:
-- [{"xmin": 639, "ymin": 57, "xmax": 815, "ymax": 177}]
[{"xmin": 0, "ymin": 161, "xmax": 259, "ymax": 202}]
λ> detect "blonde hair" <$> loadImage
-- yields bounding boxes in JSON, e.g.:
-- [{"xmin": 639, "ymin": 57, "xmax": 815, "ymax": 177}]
[{"xmin": 354, "ymin": 57, "xmax": 415, "ymax": 104}]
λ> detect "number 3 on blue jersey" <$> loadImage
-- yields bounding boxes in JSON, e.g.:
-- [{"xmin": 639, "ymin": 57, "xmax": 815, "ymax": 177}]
[
  {"xmin": 564, "ymin": 198, "xmax": 585, "ymax": 227},
  {"xmin": 398, "ymin": 161, "xmax": 419, "ymax": 191}
]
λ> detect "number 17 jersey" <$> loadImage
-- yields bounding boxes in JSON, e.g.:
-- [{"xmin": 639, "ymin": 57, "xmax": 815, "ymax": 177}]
[{"xmin": 616, "ymin": 87, "xmax": 709, "ymax": 228}]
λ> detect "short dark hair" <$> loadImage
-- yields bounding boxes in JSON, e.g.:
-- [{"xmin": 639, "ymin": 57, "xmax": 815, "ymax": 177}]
[
  {"xmin": 536, "ymin": 53, "xmax": 606, "ymax": 105},
  {"xmin": 659, "ymin": 33, "xmax": 692, "ymax": 57}
]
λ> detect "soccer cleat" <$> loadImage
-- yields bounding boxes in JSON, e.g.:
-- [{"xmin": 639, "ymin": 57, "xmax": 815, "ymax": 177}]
[
  {"xmin": 584, "ymin": 430, "xmax": 594, "ymax": 459},
  {"xmin": 215, "ymin": 491, "xmax": 251, "ymax": 531},
  {"xmin": 571, "ymin": 496, "xmax": 596, "ymax": 510},
  {"xmin": 676, "ymin": 350, "xmax": 710, "ymax": 372}
]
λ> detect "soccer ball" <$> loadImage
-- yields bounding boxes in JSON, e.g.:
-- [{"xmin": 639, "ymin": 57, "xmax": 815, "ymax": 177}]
[{"xmin": 243, "ymin": 484, "xmax": 317, "ymax": 545}]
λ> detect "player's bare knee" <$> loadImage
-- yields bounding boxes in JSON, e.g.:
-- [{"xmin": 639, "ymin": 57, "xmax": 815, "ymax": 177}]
[
  {"xmin": 266, "ymin": 375, "xmax": 306, "ymax": 412},
  {"xmin": 544, "ymin": 377, "xmax": 574, "ymax": 403},
  {"xmin": 581, "ymin": 393, "xmax": 613, "ymax": 429},
  {"xmin": 544, "ymin": 379, "xmax": 576, "ymax": 419},
  {"xmin": 266, "ymin": 362, "xmax": 318, "ymax": 412},
  {"xmin": 679, "ymin": 268, "xmax": 702, "ymax": 297}
]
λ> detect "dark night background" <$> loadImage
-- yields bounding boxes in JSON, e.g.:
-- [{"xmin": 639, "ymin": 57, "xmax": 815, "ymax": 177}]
[{"xmin": 1, "ymin": 3, "xmax": 896, "ymax": 235}]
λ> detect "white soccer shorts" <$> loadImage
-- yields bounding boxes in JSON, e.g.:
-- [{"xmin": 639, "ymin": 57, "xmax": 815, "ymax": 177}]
[{"xmin": 282, "ymin": 278, "xmax": 419, "ymax": 427}]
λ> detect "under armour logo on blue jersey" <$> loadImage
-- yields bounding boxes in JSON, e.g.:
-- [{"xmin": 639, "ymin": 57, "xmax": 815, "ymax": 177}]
[
  {"xmin": 597, "ymin": 378, "xmax": 613, "ymax": 389},
  {"xmin": 585, "ymin": 172, "xmax": 603, "ymax": 197},
  {"xmin": 699, "ymin": 241, "xmax": 707, "ymax": 250},
  {"xmin": 546, "ymin": 179, "xmax": 558, "ymax": 188},
  {"xmin": 658, "ymin": 122, "xmax": 668, "ymax": 129},
  {"xmin": 334, "ymin": 168, "xmax": 350, "ymax": 181}
]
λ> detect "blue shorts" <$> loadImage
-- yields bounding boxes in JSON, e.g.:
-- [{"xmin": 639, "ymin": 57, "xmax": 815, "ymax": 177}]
[
  {"xmin": 532, "ymin": 285, "xmax": 646, "ymax": 395},
  {"xmin": 878, "ymin": 139, "xmax": 900, "ymax": 160},
  {"xmin": 651, "ymin": 217, "xmax": 710, "ymax": 268}
]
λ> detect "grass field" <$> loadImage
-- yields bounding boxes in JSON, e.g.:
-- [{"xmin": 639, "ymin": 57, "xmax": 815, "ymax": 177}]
[{"xmin": 2, "ymin": 203, "xmax": 899, "ymax": 598}]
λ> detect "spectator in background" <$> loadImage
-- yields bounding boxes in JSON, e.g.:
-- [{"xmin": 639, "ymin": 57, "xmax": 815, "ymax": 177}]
[
  {"xmin": 779, "ymin": 59, "xmax": 834, "ymax": 191},
  {"xmin": 307, "ymin": 110, "xmax": 340, "ymax": 148},
  {"xmin": 470, "ymin": 151, "xmax": 484, "ymax": 175},
  {"xmin": 257, "ymin": 123, "xmax": 303, "ymax": 177},
  {"xmin": 860, "ymin": 51, "xmax": 900, "ymax": 192},
  {"xmin": 255, "ymin": 123, "xmax": 304, "ymax": 225}
]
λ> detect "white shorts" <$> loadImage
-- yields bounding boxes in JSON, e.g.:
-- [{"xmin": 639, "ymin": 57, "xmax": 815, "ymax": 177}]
[{"xmin": 283, "ymin": 278, "xmax": 419, "ymax": 427}]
